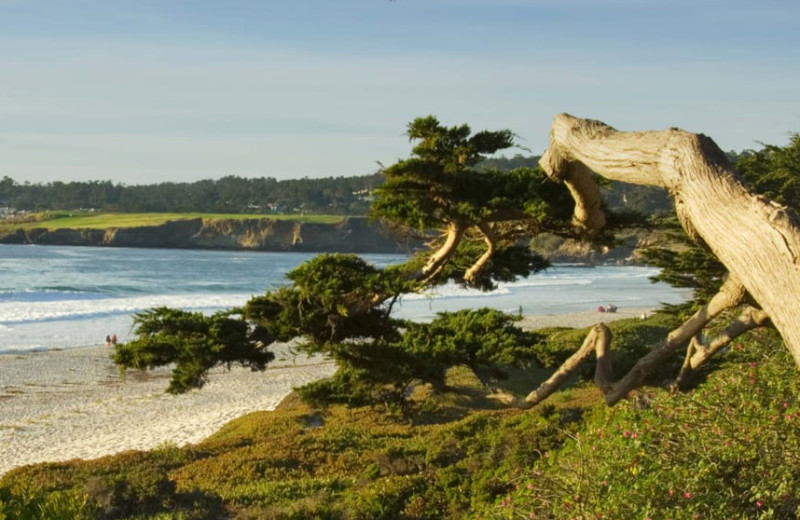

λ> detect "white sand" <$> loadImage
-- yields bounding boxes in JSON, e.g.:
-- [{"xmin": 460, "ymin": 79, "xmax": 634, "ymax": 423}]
[
  {"xmin": 0, "ymin": 307, "xmax": 652, "ymax": 476},
  {"xmin": 0, "ymin": 342, "xmax": 335, "ymax": 476},
  {"xmin": 518, "ymin": 307, "xmax": 654, "ymax": 331}
]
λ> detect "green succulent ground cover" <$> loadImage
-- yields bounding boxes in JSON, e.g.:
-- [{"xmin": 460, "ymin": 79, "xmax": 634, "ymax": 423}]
[
  {"xmin": 2, "ymin": 316, "xmax": 797, "ymax": 519},
  {"xmin": 0, "ymin": 211, "xmax": 344, "ymax": 231}
]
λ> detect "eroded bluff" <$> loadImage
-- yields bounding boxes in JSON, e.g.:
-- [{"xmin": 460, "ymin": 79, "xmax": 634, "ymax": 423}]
[{"xmin": 0, "ymin": 218, "xmax": 416, "ymax": 254}]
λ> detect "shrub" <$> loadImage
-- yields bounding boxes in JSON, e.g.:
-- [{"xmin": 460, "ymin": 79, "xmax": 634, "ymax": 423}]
[{"xmin": 480, "ymin": 328, "xmax": 800, "ymax": 519}]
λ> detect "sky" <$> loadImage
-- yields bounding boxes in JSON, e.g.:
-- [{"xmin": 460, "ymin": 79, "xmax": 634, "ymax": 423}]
[{"xmin": 1, "ymin": 0, "xmax": 799, "ymax": 185}]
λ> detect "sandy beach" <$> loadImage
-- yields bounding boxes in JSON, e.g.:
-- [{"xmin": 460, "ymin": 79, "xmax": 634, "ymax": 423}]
[{"xmin": 0, "ymin": 307, "xmax": 651, "ymax": 476}]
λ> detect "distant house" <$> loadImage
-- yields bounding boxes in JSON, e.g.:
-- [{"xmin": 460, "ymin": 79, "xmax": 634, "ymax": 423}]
[{"xmin": 352, "ymin": 189, "xmax": 375, "ymax": 202}]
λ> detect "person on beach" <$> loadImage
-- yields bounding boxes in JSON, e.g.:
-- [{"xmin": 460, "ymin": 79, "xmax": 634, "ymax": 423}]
[
  {"xmin": 111, "ymin": 333, "xmax": 117, "ymax": 346},
  {"xmin": 105, "ymin": 334, "xmax": 111, "ymax": 347}
]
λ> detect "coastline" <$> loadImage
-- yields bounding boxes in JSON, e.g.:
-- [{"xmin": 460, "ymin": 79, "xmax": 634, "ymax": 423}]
[{"xmin": 0, "ymin": 307, "xmax": 652, "ymax": 477}]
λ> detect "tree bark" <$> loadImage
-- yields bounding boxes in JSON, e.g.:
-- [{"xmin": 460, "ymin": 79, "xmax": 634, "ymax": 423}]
[
  {"xmin": 540, "ymin": 114, "xmax": 800, "ymax": 368},
  {"xmin": 675, "ymin": 305, "xmax": 770, "ymax": 389},
  {"xmin": 463, "ymin": 222, "xmax": 497, "ymax": 284},
  {"xmin": 492, "ymin": 324, "xmax": 612, "ymax": 409},
  {"xmin": 422, "ymin": 221, "xmax": 464, "ymax": 280},
  {"xmin": 602, "ymin": 275, "xmax": 747, "ymax": 404}
]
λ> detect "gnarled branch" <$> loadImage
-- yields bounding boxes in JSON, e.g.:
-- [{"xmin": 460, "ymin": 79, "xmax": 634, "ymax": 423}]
[
  {"xmin": 463, "ymin": 222, "xmax": 498, "ymax": 284},
  {"xmin": 422, "ymin": 221, "xmax": 464, "ymax": 282},
  {"xmin": 491, "ymin": 323, "xmax": 612, "ymax": 409},
  {"xmin": 494, "ymin": 275, "xmax": 749, "ymax": 409},
  {"xmin": 674, "ymin": 305, "xmax": 771, "ymax": 389},
  {"xmin": 540, "ymin": 114, "xmax": 800, "ymax": 368}
]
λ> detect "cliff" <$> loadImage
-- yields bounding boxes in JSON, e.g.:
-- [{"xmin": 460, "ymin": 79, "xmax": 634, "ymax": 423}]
[{"xmin": 0, "ymin": 217, "xmax": 418, "ymax": 254}]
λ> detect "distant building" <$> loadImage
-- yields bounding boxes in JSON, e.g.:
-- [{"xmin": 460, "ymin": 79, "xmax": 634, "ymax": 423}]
[{"xmin": 352, "ymin": 189, "xmax": 375, "ymax": 202}]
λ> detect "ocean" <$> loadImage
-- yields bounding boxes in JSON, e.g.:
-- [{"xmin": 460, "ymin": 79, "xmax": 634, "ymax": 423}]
[{"xmin": 0, "ymin": 244, "xmax": 687, "ymax": 353}]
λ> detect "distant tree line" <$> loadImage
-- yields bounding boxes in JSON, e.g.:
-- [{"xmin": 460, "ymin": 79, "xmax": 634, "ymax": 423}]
[
  {"xmin": 0, "ymin": 173, "xmax": 384, "ymax": 215},
  {"xmin": 5, "ymin": 150, "xmax": 743, "ymax": 216}
]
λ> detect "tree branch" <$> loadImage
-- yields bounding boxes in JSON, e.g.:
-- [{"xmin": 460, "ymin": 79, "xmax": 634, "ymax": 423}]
[
  {"xmin": 603, "ymin": 275, "xmax": 746, "ymax": 405},
  {"xmin": 493, "ymin": 275, "xmax": 747, "ymax": 409},
  {"xmin": 490, "ymin": 324, "xmax": 612, "ymax": 409},
  {"xmin": 539, "ymin": 114, "xmax": 800, "ymax": 368},
  {"xmin": 421, "ymin": 221, "xmax": 464, "ymax": 281},
  {"xmin": 463, "ymin": 222, "xmax": 497, "ymax": 284},
  {"xmin": 674, "ymin": 305, "xmax": 770, "ymax": 389}
]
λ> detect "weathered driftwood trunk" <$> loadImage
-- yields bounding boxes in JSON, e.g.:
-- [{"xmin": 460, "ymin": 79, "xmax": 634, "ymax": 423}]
[{"xmin": 540, "ymin": 114, "xmax": 800, "ymax": 368}]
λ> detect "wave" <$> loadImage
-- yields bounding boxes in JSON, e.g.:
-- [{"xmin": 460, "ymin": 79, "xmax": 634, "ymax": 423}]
[
  {"xmin": 0, "ymin": 292, "xmax": 255, "ymax": 324},
  {"xmin": 0, "ymin": 288, "xmax": 111, "ymax": 303},
  {"xmin": 501, "ymin": 278, "xmax": 593, "ymax": 289},
  {"xmin": 398, "ymin": 285, "xmax": 512, "ymax": 301}
]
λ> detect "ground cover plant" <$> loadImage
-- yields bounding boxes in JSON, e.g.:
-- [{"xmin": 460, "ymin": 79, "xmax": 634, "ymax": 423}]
[{"xmin": 478, "ymin": 327, "xmax": 800, "ymax": 520}]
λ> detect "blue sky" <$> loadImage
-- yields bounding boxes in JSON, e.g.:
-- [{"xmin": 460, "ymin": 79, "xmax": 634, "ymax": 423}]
[{"xmin": 1, "ymin": 0, "xmax": 798, "ymax": 184}]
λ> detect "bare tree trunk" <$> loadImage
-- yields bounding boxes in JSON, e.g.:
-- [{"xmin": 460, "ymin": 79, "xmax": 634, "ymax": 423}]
[
  {"xmin": 491, "ymin": 324, "xmax": 612, "ymax": 409},
  {"xmin": 422, "ymin": 221, "xmax": 464, "ymax": 280},
  {"xmin": 603, "ymin": 276, "xmax": 746, "ymax": 404},
  {"xmin": 491, "ymin": 275, "xmax": 748, "ymax": 409},
  {"xmin": 540, "ymin": 114, "xmax": 800, "ymax": 368},
  {"xmin": 463, "ymin": 223, "xmax": 497, "ymax": 284},
  {"xmin": 674, "ymin": 306, "xmax": 770, "ymax": 389}
]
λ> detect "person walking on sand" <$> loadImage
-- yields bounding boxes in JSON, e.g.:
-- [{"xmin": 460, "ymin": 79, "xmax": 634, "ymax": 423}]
[
  {"xmin": 105, "ymin": 334, "xmax": 111, "ymax": 347},
  {"xmin": 110, "ymin": 333, "xmax": 117, "ymax": 346}
]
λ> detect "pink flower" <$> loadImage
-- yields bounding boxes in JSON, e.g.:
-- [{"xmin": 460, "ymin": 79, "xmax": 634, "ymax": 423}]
[
  {"xmin": 623, "ymin": 430, "xmax": 630, "ymax": 438},
  {"xmin": 756, "ymin": 501, "xmax": 763, "ymax": 508},
  {"xmin": 684, "ymin": 491, "xmax": 692, "ymax": 499},
  {"xmin": 632, "ymin": 432, "xmax": 639, "ymax": 439}
]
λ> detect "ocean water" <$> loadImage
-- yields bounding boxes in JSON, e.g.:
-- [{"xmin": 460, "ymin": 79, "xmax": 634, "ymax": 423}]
[{"xmin": 0, "ymin": 244, "xmax": 687, "ymax": 353}]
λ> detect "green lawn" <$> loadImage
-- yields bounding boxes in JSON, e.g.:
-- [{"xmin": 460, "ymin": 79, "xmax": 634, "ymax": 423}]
[{"xmin": 0, "ymin": 211, "xmax": 346, "ymax": 231}]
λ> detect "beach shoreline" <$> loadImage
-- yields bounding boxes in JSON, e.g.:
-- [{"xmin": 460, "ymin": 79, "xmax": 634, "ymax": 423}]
[{"xmin": 0, "ymin": 307, "xmax": 653, "ymax": 477}]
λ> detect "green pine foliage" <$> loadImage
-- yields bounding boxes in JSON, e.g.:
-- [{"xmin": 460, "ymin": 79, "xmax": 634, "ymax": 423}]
[
  {"xmin": 114, "ymin": 308, "xmax": 274, "ymax": 394},
  {"xmin": 372, "ymin": 116, "xmax": 575, "ymax": 290},
  {"xmin": 738, "ymin": 133, "xmax": 800, "ymax": 209}
]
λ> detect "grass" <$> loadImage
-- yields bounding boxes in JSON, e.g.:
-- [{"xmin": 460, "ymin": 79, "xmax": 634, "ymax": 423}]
[
  {"xmin": 1, "ymin": 315, "xmax": 796, "ymax": 519},
  {"xmin": 0, "ymin": 211, "xmax": 346, "ymax": 231}
]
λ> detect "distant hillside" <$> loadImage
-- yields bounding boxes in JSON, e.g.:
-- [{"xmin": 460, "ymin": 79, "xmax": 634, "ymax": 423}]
[{"xmin": 0, "ymin": 214, "xmax": 417, "ymax": 254}]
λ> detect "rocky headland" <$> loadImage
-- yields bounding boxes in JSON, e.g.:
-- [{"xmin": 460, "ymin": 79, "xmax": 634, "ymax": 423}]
[{"xmin": 0, "ymin": 217, "xmax": 417, "ymax": 254}]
